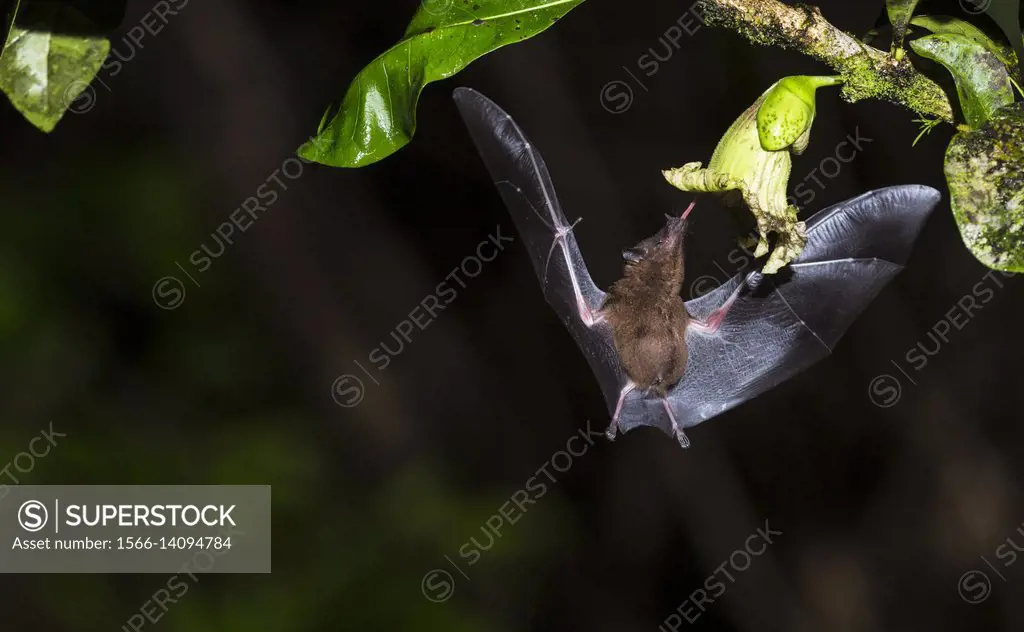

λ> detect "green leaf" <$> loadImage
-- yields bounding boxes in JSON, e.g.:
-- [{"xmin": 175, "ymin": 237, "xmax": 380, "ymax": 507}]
[
  {"xmin": 0, "ymin": 0, "xmax": 109, "ymax": 132},
  {"xmin": 945, "ymin": 102, "xmax": 1024, "ymax": 272},
  {"xmin": 911, "ymin": 14, "xmax": 1023, "ymax": 95},
  {"xmin": 298, "ymin": 0, "xmax": 585, "ymax": 168},
  {"xmin": 886, "ymin": 0, "xmax": 920, "ymax": 56},
  {"xmin": 910, "ymin": 33, "xmax": 1014, "ymax": 128}
]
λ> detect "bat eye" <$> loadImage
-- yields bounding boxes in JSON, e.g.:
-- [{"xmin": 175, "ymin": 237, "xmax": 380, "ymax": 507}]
[{"xmin": 622, "ymin": 248, "xmax": 646, "ymax": 264}]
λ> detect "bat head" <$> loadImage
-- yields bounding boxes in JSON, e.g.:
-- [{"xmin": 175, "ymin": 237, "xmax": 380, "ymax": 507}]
[
  {"xmin": 621, "ymin": 214, "xmax": 687, "ymax": 266},
  {"xmin": 618, "ymin": 214, "xmax": 689, "ymax": 295}
]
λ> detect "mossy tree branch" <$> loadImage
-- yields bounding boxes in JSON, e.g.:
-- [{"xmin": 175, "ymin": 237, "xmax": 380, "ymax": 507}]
[{"xmin": 698, "ymin": 0, "xmax": 955, "ymax": 122}]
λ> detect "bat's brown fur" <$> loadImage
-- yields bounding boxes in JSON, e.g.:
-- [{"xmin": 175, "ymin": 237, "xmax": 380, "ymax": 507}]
[{"xmin": 601, "ymin": 217, "xmax": 690, "ymax": 396}]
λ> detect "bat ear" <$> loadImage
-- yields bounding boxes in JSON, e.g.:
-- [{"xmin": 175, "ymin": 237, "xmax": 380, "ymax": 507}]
[{"xmin": 622, "ymin": 248, "xmax": 645, "ymax": 264}]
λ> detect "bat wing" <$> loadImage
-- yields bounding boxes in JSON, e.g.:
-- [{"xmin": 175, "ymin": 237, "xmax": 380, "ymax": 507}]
[
  {"xmin": 616, "ymin": 185, "xmax": 942, "ymax": 440},
  {"xmin": 453, "ymin": 87, "xmax": 629, "ymax": 413}
]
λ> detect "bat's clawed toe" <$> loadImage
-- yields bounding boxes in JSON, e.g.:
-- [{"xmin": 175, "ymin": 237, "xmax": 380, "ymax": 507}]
[
  {"xmin": 673, "ymin": 429, "xmax": 691, "ymax": 449},
  {"xmin": 661, "ymin": 399, "xmax": 691, "ymax": 448}
]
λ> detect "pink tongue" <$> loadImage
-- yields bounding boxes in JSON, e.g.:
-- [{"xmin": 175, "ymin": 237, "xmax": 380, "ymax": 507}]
[{"xmin": 681, "ymin": 201, "xmax": 696, "ymax": 220}]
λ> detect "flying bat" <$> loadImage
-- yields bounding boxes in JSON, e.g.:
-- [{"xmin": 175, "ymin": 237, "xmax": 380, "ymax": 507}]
[{"xmin": 453, "ymin": 87, "xmax": 940, "ymax": 448}]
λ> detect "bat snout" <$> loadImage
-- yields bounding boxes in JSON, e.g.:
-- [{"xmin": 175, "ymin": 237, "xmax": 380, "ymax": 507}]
[{"xmin": 660, "ymin": 216, "xmax": 687, "ymax": 246}]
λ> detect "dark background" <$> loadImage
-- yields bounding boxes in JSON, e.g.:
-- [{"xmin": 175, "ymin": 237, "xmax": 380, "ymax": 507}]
[{"xmin": 2, "ymin": 0, "xmax": 1024, "ymax": 630}]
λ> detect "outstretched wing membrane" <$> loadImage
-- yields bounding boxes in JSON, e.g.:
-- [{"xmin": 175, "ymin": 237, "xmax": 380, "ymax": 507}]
[{"xmin": 453, "ymin": 87, "xmax": 628, "ymax": 413}]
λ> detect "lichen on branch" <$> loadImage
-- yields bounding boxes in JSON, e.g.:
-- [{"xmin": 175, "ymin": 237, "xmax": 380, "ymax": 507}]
[{"xmin": 697, "ymin": 0, "xmax": 954, "ymax": 122}]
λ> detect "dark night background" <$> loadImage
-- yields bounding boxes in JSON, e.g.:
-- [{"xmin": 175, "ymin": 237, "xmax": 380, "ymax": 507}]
[{"xmin": 2, "ymin": 0, "xmax": 1024, "ymax": 630}]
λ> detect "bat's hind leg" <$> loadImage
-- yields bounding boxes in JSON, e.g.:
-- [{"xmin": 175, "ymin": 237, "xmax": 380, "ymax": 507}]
[
  {"xmin": 605, "ymin": 382, "xmax": 636, "ymax": 441},
  {"xmin": 662, "ymin": 400, "xmax": 691, "ymax": 448}
]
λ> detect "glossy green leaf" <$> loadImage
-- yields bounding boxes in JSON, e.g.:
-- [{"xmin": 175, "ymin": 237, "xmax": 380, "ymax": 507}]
[
  {"xmin": 945, "ymin": 102, "xmax": 1024, "ymax": 272},
  {"xmin": 298, "ymin": 0, "xmax": 585, "ymax": 168},
  {"xmin": 0, "ymin": 0, "xmax": 109, "ymax": 132},
  {"xmin": 886, "ymin": 0, "xmax": 920, "ymax": 56},
  {"xmin": 911, "ymin": 14, "xmax": 1023, "ymax": 94},
  {"xmin": 910, "ymin": 33, "xmax": 1014, "ymax": 128}
]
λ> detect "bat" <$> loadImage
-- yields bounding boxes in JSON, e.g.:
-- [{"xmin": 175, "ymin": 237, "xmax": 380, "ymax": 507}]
[{"xmin": 453, "ymin": 87, "xmax": 940, "ymax": 448}]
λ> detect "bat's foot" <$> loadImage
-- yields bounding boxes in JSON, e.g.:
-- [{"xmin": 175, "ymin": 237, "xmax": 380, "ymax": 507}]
[
  {"xmin": 606, "ymin": 382, "xmax": 635, "ymax": 442},
  {"xmin": 662, "ymin": 399, "xmax": 691, "ymax": 449},
  {"xmin": 673, "ymin": 429, "xmax": 691, "ymax": 449}
]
